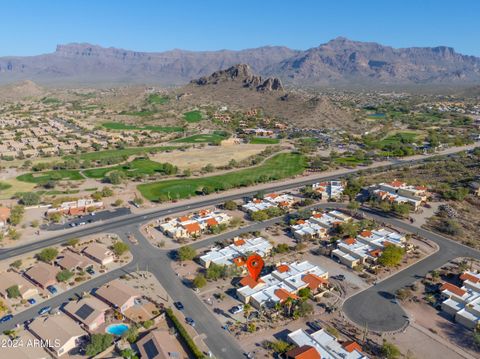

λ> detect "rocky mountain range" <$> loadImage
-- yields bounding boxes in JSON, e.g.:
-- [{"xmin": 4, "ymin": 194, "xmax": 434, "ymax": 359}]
[{"xmin": 1, "ymin": 37, "xmax": 479, "ymax": 87}]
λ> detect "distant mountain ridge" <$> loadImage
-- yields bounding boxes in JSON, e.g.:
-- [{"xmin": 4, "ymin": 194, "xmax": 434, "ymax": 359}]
[{"xmin": 0, "ymin": 37, "xmax": 479, "ymax": 87}]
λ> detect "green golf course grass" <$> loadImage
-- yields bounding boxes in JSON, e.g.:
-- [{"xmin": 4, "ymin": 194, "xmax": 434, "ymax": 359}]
[
  {"xmin": 137, "ymin": 152, "xmax": 306, "ymax": 202},
  {"xmin": 17, "ymin": 170, "xmax": 85, "ymax": 184},
  {"xmin": 102, "ymin": 122, "xmax": 183, "ymax": 132},
  {"xmin": 250, "ymin": 137, "xmax": 280, "ymax": 144},
  {"xmin": 171, "ymin": 133, "xmax": 228, "ymax": 144},
  {"xmin": 82, "ymin": 158, "xmax": 176, "ymax": 179},
  {"xmin": 70, "ymin": 145, "xmax": 178, "ymax": 161},
  {"xmin": 183, "ymin": 110, "xmax": 203, "ymax": 123}
]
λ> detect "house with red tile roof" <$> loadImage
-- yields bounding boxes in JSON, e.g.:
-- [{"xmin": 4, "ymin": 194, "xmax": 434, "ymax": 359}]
[
  {"xmin": 159, "ymin": 209, "xmax": 231, "ymax": 239},
  {"xmin": 287, "ymin": 328, "xmax": 368, "ymax": 359},
  {"xmin": 199, "ymin": 237, "xmax": 272, "ymax": 269},
  {"xmin": 441, "ymin": 271, "xmax": 480, "ymax": 328},
  {"xmin": 237, "ymin": 261, "xmax": 328, "ymax": 309}
]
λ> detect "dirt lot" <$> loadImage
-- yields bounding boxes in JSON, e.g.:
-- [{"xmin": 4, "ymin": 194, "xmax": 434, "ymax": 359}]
[{"xmin": 150, "ymin": 143, "xmax": 268, "ymax": 170}]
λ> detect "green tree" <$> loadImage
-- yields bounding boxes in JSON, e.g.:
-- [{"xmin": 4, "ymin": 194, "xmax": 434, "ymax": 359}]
[
  {"xmin": 223, "ymin": 200, "xmax": 238, "ymax": 210},
  {"xmin": 378, "ymin": 246, "xmax": 405, "ymax": 267},
  {"xmin": 381, "ymin": 341, "xmax": 401, "ymax": 359},
  {"xmin": 206, "ymin": 263, "xmax": 228, "ymax": 281},
  {"xmin": 85, "ymin": 334, "xmax": 113, "ymax": 357},
  {"xmin": 6, "ymin": 285, "xmax": 21, "ymax": 299},
  {"xmin": 106, "ymin": 170, "xmax": 126, "ymax": 185},
  {"xmin": 120, "ymin": 348, "xmax": 139, "ymax": 359},
  {"xmin": 298, "ymin": 287, "xmax": 311, "ymax": 300},
  {"xmin": 56, "ymin": 269, "xmax": 74, "ymax": 282},
  {"xmin": 123, "ymin": 325, "xmax": 139, "ymax": 343},
  {"xmin": 37, "ymin": 247, "xmax": 58, "ymax": 263},
  {"xmin": 392, "ymin": 203, "xmax": 411, "ymax": 217},
  {"xmin": 250, "ymin": 210, "xmax": 269, "ymax": 221},
  {"xmin": 112, "ymin": 241, "xmax": 130, "ymax": 256},
  {"xmin": 9, "ymin": 205, "xmax": 25, "ymax": 226},
  {"xmin": 142, "ymin": 320, "xmax": 154, "ymax": 329},
  {"xmin": 177, "ymin": 246, "xmax": 196, "ymax": 261},
  {"xmin": 18, "ymin": 192, "xmax": 41, "ymax": 206},
  {"xmin": 10, "ymin": 259, "xmax": 22, "ymax": 269},
  {"xmin": 268, "ymin": 340, "xmax": 293, "ymax": 354},
  {"xmin": 193, "ymin": 274, "xmax": 207, "ymax": 288}
]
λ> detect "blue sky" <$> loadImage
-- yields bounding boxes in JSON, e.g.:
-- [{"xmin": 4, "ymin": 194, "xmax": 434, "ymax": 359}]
[{"xmin": 1, "ymin": 0, "xmax": 478, "ymax": 56}]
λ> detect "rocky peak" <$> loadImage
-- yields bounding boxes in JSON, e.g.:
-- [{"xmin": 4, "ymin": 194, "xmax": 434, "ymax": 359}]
[{"xmin": 191, "ymin": 64, "xmax": 284, "ymax": 92}]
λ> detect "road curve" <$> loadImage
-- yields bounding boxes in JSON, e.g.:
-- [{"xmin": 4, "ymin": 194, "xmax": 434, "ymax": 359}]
[{"xmin": 342, "ymin": 207, "xmax": 480, "ymax": 332}]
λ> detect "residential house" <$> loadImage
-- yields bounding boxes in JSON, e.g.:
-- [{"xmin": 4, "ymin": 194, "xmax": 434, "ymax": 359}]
[
  {"xmin": 57, "ymin": 249, "xmax": 95, "ymax": 271},
  {"xmin": 159, "ymin": 209, "xmax": 231, "ymax": 239},
  {"xmin": 370, "ymin": 180, "xmax": 428, "ymax": 210},
  {"xmin": 242, "ymin": 193, "xmax": 296, "ymax": 213},
  {"xmin": 95, "ymin": 279, "xmax": 141, "ymax": 314},
  {"xmin": 311, "ymin": 181, "xmax": 345, "ymax": 200},
  {"xmin": 287, "ymin": 328, "xmax": 368, "ymax": 359},
  {"xmin": 332, "ymin": 228, "xmax": 406, "ymax": 269},
  {"xmin": 46, "ymin": 199, "xmax": 103, "ymax": 216},
  {"xmin": 136, "ymin": 328, "xmax": 183, "ymax": 359},
  {"xmin": 82, "ymin": 243, "xmax": 114, "ymax": 266},
  {"xmin": 237, "ymin": 261, "xmax": 328, "ymax": 309},
  {"xmin": 29, "ymin": 314, "xmax": 87, "ymax": 357},
  {"xmin": 24, "ymin": 262, "xmax": 59, "ymax": 289},
  {"xmin": 199, "ymin": 237, "xmax": 272, "ymax": 268},
  {"xmin": 63, "ymin": 296, "xmax": 110, "ymax": 332},
  {"xmin": 0, "ymin": 271, "xmax": 38, "ymax": 300},
  {"xmin": 441, "ymin": 271, "xmax": 480, "ymax": 329},
  {"xmin": 291, "ymin": 219, "xmax": 328, "ymax": 241}
]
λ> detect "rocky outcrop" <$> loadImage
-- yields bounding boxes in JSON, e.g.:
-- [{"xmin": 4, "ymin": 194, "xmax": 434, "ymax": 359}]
[{"xmin": 191, "ymin": 64, "xmax": 284, "ymax": 92}]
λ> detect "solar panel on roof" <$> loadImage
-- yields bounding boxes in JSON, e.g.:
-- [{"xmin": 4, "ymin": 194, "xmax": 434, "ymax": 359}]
[
  {"xmin": 143, "ymin": 339, "xmax": 159, "ymax": 359},
  {"xmin": 74, "ymin": 304, "xmax": 95, "ymax": 320}
]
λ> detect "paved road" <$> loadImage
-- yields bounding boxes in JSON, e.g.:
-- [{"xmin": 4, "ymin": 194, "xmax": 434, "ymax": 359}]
[
  {"xmin": 342, "ymin": 207, "xmax": 480, "ymax": 332},
  {"xmin": 0, "ymin": 145, "xmax": 478, "ymax": 356},
  {"xmin": 0, "ymin": 263, "xmax": 135, "ymax": 332},
  {"xmin": 2, "ymin": 143, "xmax": 476, "ymax": 260}
]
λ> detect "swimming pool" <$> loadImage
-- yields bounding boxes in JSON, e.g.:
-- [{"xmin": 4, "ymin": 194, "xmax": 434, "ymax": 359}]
[{"xmin": 105, "ymin": 323, "xmax": 129, "ymax": 336}]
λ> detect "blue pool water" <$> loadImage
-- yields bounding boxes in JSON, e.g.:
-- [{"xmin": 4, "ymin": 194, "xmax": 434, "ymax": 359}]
[{"xmin": 105, "ymin": 323, "xmax": 129, "ymax": 336}]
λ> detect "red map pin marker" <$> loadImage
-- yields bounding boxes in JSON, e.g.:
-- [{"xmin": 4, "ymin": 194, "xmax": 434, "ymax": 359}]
[{"xmin": 246, "ymin": 254, "xmax": 264, "ymax": 282}]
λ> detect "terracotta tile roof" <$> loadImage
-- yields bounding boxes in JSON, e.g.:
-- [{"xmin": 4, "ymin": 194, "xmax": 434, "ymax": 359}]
[
  {"xmin": 233, "ymin": 257, "xmax": 246, "ymax": 267},
  {"xmin": 179, "ymin": 216, "xmax": 189, "ymax": 222},
  {"xmin": 0, "ymin": 207, "xmax": 10, "ymax": 221},
  {"xmin": 234, "ymin": 238, "xmax": 246, "ymax": 246},
  {"xmin": 277, "ymin": 264, "xmax": 290, "ymax": 273},
  {"xmin": 206, "ymin": 218, "xmax": 218, "ymax": 227},
  {"xmin": 312, "ymin": 213, "xmax": 323, "ymax": 218},
  {"xmin": 390, "ymin": 180, "xmax": 405, "ymax": 188},
  {"xmin": 296, "ymin": 219, "xmax": 306, "ymax": 225},
  {"xmin": 198, "ymin": 209, "xmax": 211, "ymax": 216},
  {"xmin": 266, "ymin": 193, "xmax": 278, "ymax": 199},
  {"xmin": 302, "ymin": 273, "xmax": 327, "ymax": 290},
  {"xmin": 279, "ymin": 201, "xmax": 290, "ymax": 207},
  {"xmin": 343, "ymin": 237, "xmax": 356, "ymax": 245},
  {"xmin": 184, "ymin": 222, "xmax": 201, "ymax": 233},
  {"xmin": 369, "ymin": 249, "xmax": 382, "ymax": 257},
  {"xmin": 360, "ymin": 230, "xmax": 372, "ymax": 237},
  {"xmin": 286, "ymin": 345, "xmax": 321, "ymax": 359},
  {"xmin": 274, "ymin": 288, "xmax": 299, "ymax": 302},
  {"xmin": 253, "ymin": 198, "xmax": 262, "ymax": 203},
  {"xmin": 240, "ymin": 275, "xmax": 262, "ymax": 289},
  {"xmin": 441, "ymin": 282, "xmax": 466, "ymax": 297},
  {"xmin": 460, "ymin": 272, "xmax": 480, "ymax": 284},
  {"xmin": 415, "ymin": 185, "xmax": 427, "ymax": 190},
  {"xmin": 342, "ymin": 341, "xmax": 362, "ymax": 353}
]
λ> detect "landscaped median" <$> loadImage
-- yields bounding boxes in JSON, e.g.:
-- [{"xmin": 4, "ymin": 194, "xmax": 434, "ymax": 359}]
[
  {"xmin": 137, "ymin": 152, "xmax": 307, "ymax": 202},
  {"xmin": 165, "ymin": 307, "xmax": 205, "ymax": 359}
]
